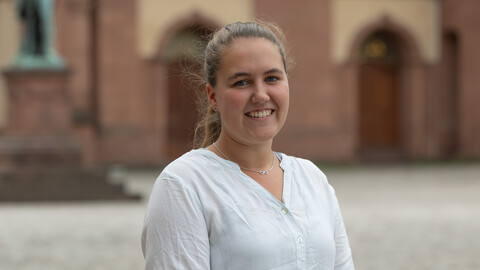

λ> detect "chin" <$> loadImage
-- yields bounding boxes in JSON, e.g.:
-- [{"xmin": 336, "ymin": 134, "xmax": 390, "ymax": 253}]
[{"xmin": 248, "ymin": 129, "xmax": 281, "ymax": 144}]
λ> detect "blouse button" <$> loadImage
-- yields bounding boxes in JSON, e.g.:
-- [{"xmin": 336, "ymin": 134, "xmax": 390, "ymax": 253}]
[
  {"xmin": 297, "ymin": 237, "xmax": 303, "ymax": 243},
  {"xmin": 282, "ymin": 208, "xmax": 289, "ymax": 214}
]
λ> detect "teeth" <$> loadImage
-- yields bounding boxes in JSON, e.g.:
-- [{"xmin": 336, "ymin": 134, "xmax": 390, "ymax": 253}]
[{"xmin": 248, "ymin": 110, "xmax": 272, "ymax": 118}]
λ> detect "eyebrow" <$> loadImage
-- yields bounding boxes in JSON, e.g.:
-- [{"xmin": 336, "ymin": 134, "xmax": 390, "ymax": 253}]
[
  {"xmin": 227, "ymin": 72, "xmax": 250, "ymax": 82},
  {"xmin": 264, "ymin": 68, "xmax": 284, "ymax": 75},
  {"xmin": 227, "ymin": 68, "xmax": 284, "ymax": 82}
]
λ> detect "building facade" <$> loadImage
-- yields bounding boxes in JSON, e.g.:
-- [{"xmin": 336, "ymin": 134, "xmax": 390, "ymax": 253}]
[{"xmin": 1, "ymin": 0, "xmax": 479, "ymax": 165}]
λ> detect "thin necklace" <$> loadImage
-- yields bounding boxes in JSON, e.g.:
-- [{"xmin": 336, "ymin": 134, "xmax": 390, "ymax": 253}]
[{"xmin": 212, "ymin": 142, "xmax": 275, "ymax": 175}]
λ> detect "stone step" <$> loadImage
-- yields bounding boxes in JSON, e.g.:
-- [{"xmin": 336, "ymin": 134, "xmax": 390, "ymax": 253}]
[{"xmin": 0, "ymin": 167, "xmax": 141, "ymax": 201}]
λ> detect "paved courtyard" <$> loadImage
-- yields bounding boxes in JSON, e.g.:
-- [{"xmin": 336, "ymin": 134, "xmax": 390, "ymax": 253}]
[{"xmin": 1, "ymin": 163, "xmax": 479, "ymax": 270}]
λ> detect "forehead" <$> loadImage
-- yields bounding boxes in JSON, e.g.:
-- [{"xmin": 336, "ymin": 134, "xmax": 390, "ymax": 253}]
[{"xmin": 219, "ymin": 37, "xmax": 284, "ymax": 74}]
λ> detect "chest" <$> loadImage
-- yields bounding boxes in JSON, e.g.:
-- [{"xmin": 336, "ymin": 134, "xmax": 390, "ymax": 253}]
[{"xmin": 201, "ymin": 177, "xmax": 336, "ymax": 269}]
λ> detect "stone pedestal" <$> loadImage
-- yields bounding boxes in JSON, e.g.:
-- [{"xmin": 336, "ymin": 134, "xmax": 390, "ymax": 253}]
[
  {"xmin": 0, "ymin": 69, "xmax": 82, "ymax": 167},
  {"xmin": 0, "ymin": 69, "xmax": 138, "ymax": 201}
]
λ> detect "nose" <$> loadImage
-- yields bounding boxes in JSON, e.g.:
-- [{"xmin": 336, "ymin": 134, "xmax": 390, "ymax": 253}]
[{"xmin": 251, "ymin": 82, "xmax": 270, "ymax": 103}]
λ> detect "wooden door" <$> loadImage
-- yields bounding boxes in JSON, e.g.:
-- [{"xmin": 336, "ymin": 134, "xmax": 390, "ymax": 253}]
[{"xmin": 359, "ymin": 62, "xmax": 399, "ymax": 151}]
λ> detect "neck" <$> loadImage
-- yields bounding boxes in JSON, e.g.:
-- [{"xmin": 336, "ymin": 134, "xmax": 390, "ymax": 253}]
[{"xmin": 213, "ymin": 134, "xmax": 274, "ymax": 171}]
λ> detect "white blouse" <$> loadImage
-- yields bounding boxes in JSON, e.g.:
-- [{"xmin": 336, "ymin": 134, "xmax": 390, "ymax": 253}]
[{"xmin": 142, "ymin": 148, "xmax": 354, "ymax": 270}]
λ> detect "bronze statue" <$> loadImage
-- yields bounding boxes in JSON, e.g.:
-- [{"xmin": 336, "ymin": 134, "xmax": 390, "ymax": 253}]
[{"xmin": 13, "ymin": 0, "xmax": 64, "ymax": 68}]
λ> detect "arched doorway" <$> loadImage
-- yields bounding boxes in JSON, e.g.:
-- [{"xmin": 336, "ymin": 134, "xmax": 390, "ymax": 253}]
[
  {"xmin": 345, "ymin": 18, "xmax": 427, "ymax": 161},
  {"xmin": 164, "ymin": 26, "xmax": 211, "ymax": 159},
  {"xmin": 357, "ymin": 31, "xmax": 402, "ymax": 160}
]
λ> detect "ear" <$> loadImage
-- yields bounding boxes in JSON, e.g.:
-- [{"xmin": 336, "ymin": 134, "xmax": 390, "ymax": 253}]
[{"xmin": 206, "ymin": 83, "xmax": 217, "ymax": 110}]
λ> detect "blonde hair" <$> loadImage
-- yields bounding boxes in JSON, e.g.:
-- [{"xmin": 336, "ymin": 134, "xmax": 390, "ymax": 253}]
[{"xmin": 193, "ymin": 21, "xmax": 291, "ymax": 148}]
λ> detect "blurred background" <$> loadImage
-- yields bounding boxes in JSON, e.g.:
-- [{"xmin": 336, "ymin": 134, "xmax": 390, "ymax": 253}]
[{"xmin": 0, "ymin": 0, "xmax": 479, "ymax": 269}]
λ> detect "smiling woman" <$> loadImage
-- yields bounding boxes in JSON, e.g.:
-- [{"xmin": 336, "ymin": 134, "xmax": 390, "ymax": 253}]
[
  {"xmin": 142, "ymin": 21, "xmax": 355, "ymax": 270},
  {"xmin": 206, "ymin": 37, "xmax": 289, "ymax": 151}
]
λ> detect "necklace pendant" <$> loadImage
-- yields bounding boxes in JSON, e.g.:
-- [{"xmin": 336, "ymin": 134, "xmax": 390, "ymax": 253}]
[{"xmin": 259, "ymin": 170, "xmax": 269, "ymax": 175}]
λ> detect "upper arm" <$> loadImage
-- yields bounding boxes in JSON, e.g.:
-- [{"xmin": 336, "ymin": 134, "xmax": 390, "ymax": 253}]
[
  {"xmin": 142, "ymin": 175, "xmax": 210, "ymax": 270},
  {"xmin": 329, "ymin": 185, "xmax": 355, "ymax": 270}
]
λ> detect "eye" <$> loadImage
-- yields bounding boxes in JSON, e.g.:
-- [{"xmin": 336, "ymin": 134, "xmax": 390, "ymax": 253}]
[
  {"xmin": 265, "ymin": 76, "xmax": 279, "ymax": 83},
  {"xmin": 233, "ymin": 80, "xmax": 248, "ymax": 87}
]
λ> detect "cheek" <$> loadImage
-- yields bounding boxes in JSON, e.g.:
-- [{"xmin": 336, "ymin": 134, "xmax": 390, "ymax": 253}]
[
  {"xmin": 222, "ymin": 92, "xmax": 248, "ymax": 110},
  {"xmin": 273, "ymin": 85, "xmax": 290, "ymax": 107}
]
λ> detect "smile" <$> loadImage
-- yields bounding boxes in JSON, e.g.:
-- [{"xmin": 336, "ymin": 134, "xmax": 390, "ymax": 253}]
[{"xmin": 246, "ymin": 109, "xmax": 273, "ymax": 118}]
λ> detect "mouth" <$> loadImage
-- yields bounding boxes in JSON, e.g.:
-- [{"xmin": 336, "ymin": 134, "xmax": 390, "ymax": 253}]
[{"xmin": 246, "ymin": 109, "xmax": 274, "ymax": 118}]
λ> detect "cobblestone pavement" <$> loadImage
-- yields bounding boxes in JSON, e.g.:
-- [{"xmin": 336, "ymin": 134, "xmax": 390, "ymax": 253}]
[{"xmin": 1, "ymin": 163, "xmax": 479, "ymax": 270}]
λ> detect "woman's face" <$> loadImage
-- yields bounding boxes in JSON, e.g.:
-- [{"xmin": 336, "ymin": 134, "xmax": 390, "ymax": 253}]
[{"xmin": 207, "ymin": 37, "xmax": 289, "ymax": 146}]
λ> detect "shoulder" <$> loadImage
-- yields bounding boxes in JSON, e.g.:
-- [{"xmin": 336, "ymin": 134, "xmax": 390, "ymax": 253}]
[
  {"xmin": 162, "ymin": 149, "xmax": 212, "ymax": 175},
  {"xmin": 279, "ymin": 152, "xmax": 327, "ymax": 179},
  {"xmin": 155, "ymin": 148, "xmax": 222, "ymax": 189},
  {"xmin": 279, "ymin": 152, "xmax": 333, "ymax": 195},
  {"xmin": 280, "ymin": 153, "xmax": 339, "ymax": 209}
]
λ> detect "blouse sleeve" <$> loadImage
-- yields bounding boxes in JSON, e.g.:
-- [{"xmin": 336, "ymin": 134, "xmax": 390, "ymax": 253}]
[
  {"xmin": 141, "ymin": 174, "xmax": 210, "ymax": 270},
  {"xmin": 330, "ymin": 185, "xmax": 355, "ymax": 270}
]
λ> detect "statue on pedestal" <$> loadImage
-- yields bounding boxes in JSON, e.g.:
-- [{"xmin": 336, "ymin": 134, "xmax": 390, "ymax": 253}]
[
  {"xmin": 1, "ymin": 0, "xmax": 139, "ymax": 201},
  {"xmin": 13, "ymin": 0, "xmax": 65, "ymax": 69}
]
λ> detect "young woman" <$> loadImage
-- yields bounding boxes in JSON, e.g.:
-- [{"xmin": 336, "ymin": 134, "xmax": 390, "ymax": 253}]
[{"xmin": 142, "ymin": 21, "xmax": 355, "ymax": 270}]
